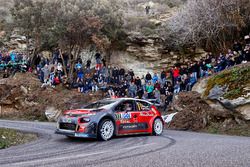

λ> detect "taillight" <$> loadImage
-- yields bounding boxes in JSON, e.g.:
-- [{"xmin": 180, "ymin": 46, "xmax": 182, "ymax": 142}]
[{"xmin": 79, "ymin": 117, "xmax": 90, "ymax": 123}]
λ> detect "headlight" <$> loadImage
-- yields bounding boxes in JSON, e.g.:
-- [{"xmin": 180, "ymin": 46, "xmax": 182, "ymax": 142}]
[{"xmin": 79, "ymin": 117, "xmax": 90, "ymax": 123}]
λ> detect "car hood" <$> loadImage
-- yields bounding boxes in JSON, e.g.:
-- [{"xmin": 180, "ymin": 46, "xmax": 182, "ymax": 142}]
[{"xmin": 63, "ymin": 109, "xmax": 104, "ymax": 117}]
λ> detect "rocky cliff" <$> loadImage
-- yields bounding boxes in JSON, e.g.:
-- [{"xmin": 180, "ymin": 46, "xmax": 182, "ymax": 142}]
[{"xmin": 107, "ymin": 0, "xmax": 206, "ymax": 75}]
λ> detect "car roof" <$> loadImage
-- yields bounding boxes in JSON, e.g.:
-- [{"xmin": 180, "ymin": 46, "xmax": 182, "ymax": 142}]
[{"xmin": 102, "ymin": 98, "xmax": 153, "ymax": 104}]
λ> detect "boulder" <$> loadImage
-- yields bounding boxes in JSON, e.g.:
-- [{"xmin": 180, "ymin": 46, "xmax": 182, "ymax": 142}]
[
  {"xmin": 236, "ymin": 104, "xmax": 250, "ymax": 120},
  {"xmin": 192, "ymin": 78, "xmax": 208, "ymax": 95},
  {"xmin": 45, "ymin": 107, "xmax": 61, "ymax": 122},
  {"xmin": 20, "ymin": 86, "xmax": 28, "ymax": 95},
  {"xmin": 207, "ymin": 85, "xmax": 227, "ymax": 100}
]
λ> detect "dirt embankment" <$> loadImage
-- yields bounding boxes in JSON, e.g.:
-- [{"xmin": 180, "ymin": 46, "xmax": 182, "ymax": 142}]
[
  {"xmin": 167, "ymin": 92, "xmax": 250, "ymax": 136},
  {"xmin": 0, "ymin": 73, "xmax": 103, "ymax": 121}
]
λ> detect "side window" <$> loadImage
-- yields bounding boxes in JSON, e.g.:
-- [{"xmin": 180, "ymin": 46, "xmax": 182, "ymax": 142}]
[
  {"xmin": 115, "ymin": 101, "xmax": 135, "ymax": 112},
  {"xmin": 136, "ymin": 101, "xmax": 151, "ymax": 111}
]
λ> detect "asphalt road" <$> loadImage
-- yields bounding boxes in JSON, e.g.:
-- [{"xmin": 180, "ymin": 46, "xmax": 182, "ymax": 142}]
[{"xmin": 0, "ymin": 120, "xmax": 249, "ymax": 167}]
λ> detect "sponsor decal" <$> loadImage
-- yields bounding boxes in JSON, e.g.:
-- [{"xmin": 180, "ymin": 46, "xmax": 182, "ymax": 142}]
[
  {"xmin": 137, "ymin": 102, "xmax": 150, "ymax": 111},
  {"xmin": 75, "ymin": 133, "xmax": 89, "ymax": 137},
  {"xmin": 120, "ymin": 120, "xmax": 131, "ymax": 124},
  {"xmin": 140, "ymin": 112, "xmax": 154, "ymax": 117},
  {"xmin": 115, "ymin": 113, "xmax": 132, "ymax": 120},
  {"xmin": 119, "ymin": 123, "xmax": 148, "ymax": 131}
]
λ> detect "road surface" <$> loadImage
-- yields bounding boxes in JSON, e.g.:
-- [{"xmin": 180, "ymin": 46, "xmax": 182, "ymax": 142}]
[{"xmin": 0, "ymin": 120, "xmax": 249, "ymax": 167}]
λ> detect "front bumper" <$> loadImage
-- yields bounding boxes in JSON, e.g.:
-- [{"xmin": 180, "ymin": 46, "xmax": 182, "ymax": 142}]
[{"xmin": 55, "ymin": 129, "xmax": 96, "ymax": 138}]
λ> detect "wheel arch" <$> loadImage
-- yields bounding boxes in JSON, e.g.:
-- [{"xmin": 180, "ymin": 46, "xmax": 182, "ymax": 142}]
[{"xmin": 97, "ymin": 115, "xmax": 116, "ymax": 134}]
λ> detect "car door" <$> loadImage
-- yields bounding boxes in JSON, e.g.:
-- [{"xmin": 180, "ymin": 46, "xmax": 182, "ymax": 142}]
[
  {"xmin": 114, "ymin": 100, "xmax": 144, "ymax": 135},
  {"xmin": 135, "ymin": 100, "xmax": 155, "ymax": 131}
]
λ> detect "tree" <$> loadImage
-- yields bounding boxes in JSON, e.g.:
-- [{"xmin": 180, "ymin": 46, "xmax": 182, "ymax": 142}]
[
  {"xmin": 10, "ymin": 0, "xmax": 126, "ymax": 81},
  {"xmin": 10, "ymin": 0, "xmax": 48, "ymax": 62},
  {"xmin": 163, "ymin": 0, "xmax": 250, "ymax": 52}
]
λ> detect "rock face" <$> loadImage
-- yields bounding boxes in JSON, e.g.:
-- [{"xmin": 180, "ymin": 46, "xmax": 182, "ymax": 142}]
[
  {"xmin": 109, "ymin": 33, "xmax": 207, "ymax": 76},
  {"xmin": 192, "ymin": 64, "xmax": 250, "ymax": 120}
]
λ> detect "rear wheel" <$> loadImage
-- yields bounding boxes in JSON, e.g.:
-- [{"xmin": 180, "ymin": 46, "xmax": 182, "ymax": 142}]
[
  {"xmin": 98, "ymin": 119, "xmax": 114, "ymax": 141},
  {"xmin": 153, "ymin": 118, "xmax": 163, "ymax": 136}
]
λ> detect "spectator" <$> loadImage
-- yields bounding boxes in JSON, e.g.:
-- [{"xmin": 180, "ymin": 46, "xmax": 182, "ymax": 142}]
[
  {"xmin": 145, "ymin": 5, "xmax": 150, "ymax": 15},
  {"xmin": 119, "ymin": 68, "xmax": 125, "ymax": 81},
  {"xmin": 134, "ymin": 76, "xmax": 142, "ymax": 87},
  {"xmin": 95, "ymin": 53, "xmax": 102, "ymax": 71},
  {"xmin": 76, "ymin": 68, "xmax": 84, "ymax": 82},
  {"xmin": 146, "ymin": 82, "xmax": 154, "ymax": 99},
  {"xmin": 233, "ymin": 41, "xmax": 243, "ymax": 52},
  {"xmin": 152, "ymin": 73, "xmax": 159, "ymax": 84},
  {"xmin": 154, "ymin": 88, "xmax": 161, "ymax": 103},
  {"xmin": 42, "ymin": 64, "xmax": 50, "ymax": 83},
  {"xmin": 154, "ymin": 80, "xmax": 161, "ymax": 91},
  {"xmin": 128, "ymin": 82, "xmax": 137, "ymax": 98},
  {"xmin": 174, "ymin": 81, "xmax": 181, "ymax": 94},
  {"xmin": 172, "ymin": 66, "xmax": 180, "ymax": 84},
  {"xmin": 145, "ymin": 72, "xmax": 152, "ymax": 83},
  {"xmin": 186, "ymin": 73, "xmax": 196, "ymax": 91},
  {"xmin": 86, "ymin": 59, "xmax": 91, "ymax": 69}
]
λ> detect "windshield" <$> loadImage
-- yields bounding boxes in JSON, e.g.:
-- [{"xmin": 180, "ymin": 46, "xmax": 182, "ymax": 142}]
[{"xmin": 82, "ymin": 100, "xmax": 117, "ymax": 109}]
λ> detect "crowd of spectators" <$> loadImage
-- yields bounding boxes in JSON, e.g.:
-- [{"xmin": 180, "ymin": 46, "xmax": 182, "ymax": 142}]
[
  {"xmin": 0, "ymin": 50, "xmax": 29, "ymax": 78},
  {"xmin": 1, "ymin": 35, "xmax": 250, "ymax": 111}
]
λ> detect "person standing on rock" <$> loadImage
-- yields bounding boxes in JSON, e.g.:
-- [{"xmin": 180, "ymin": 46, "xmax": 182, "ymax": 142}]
[{"xmin": 145, "ymin": 5, "xmax": 150, "ymax": 15}]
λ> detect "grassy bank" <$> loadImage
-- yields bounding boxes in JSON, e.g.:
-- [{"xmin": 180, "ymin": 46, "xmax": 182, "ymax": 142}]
[
  {"xmin": 0, "ymin": 128, "xmax": 37, "ymax": 149},
  {"xmin": 204, "ymin": 65, "xmax": 250, "ymax": 99}
]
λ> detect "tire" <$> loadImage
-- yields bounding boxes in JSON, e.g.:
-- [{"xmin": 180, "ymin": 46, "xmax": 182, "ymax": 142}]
[
  {"xmin": 152, "ymin": 118, "xmax": 163, "ymax": 136},
  {"xmin": 97, "ymin": 119, "xmax": 114, "ymax": 141}
]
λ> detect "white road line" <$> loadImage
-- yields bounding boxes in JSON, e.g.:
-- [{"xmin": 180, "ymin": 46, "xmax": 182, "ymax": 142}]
[{"xmin": 5, "ymin": 143, "xmax": 157, "ymax": 167}]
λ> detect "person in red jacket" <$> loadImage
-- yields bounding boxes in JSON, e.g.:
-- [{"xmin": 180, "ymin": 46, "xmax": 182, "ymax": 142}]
[{"xmin": 172, "ymin": 66, "xmax": 180, "ymax": 85}]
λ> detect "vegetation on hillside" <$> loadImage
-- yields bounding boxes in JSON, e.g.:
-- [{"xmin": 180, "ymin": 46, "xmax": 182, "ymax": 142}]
[
  {"xmin": 204, "ymin": 64, "xmax": 250, "ymax": 99},
  {"xmin": 0, "ymin": 0, "xmax": 250, "ymax": 58},
  {"xmin": 0, "ymin": 128, "xmax": 37, "ymax": 149},
  {"xmin": 164, "ymin": 0, "xmax": 250, "ymax": 51}
]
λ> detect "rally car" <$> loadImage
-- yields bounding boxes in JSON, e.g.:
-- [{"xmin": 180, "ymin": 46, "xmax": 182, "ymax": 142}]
[{"xmin": 55, "ymin": 98, "xmax": 164, "ymax": 141}]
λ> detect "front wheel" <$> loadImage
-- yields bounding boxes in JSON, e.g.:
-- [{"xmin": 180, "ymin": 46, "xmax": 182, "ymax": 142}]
[
  {"xmin": 98, "ymin": 119, "xmax": 114, "ymax": 141},
  {"xmin": 152, "ymin": 118, "xmax": 163, "ymax": 136}
]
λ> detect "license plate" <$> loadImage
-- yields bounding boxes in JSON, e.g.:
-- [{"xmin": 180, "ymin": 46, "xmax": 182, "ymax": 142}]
[{"xmin": 62, "ymin": 118, "xmax": 72, "ymax": 123}]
